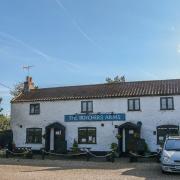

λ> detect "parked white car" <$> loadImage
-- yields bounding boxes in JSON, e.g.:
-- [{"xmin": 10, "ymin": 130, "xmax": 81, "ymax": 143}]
[{"xmin": 161, "ymin": 136, "xmax": 180, "ymax": 173}]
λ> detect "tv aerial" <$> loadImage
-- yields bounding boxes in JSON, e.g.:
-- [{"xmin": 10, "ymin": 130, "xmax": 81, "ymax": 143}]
[{"xmin": 23, "ymin": 65, "xmax": 34, "ymax": 76}]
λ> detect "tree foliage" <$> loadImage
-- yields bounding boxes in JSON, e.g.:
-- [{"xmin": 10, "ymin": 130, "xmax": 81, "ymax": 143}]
[
  {"xmin": 10, "ymin": 82, "xmax": 38, "ymax": 97},
  {"xmin": 0, "ymin": 115, "xmax": 10, "ymax": 131},
  {"xmin": 106, "ymin": 75, "xmax": 126, "ymax": 83},
  {"xmin": 10, "ymin": 82, "xmax": 24, "ymax": 97},
  {"xmin": 0, "ymin": 98, "xmax": 10, "ymax": 131},
  {"xmin": 0, "ymin": 98, "xmax": 2, "ymax": 113}
]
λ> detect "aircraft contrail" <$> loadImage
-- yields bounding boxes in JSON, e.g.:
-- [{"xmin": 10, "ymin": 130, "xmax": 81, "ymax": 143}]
[
  {"xmin": 0, "ymin": 31, "xmax": 80, "ymax": 69},
  {"xmin": 55, "ymin": 0, "xmax": 103, "ymax": 50}
]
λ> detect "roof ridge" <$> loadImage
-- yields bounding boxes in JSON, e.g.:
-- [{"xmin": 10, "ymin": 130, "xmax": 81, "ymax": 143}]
[
  {"xmin": 12, "ymin": 78, "xmax": 180, "ymax": 103},
  {"xmin": 32, "ymin": 78, "xmax": 180, "ymax": 91}
]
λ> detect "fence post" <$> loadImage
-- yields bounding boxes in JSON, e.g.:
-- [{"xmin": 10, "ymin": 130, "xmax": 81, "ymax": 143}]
[
  {"xmin": 111, "ymin": 151, "xmax": 115, "ymax": 163},
  {"xmin": 86, "ymin": 152, "xmax": 90, "ymax": 161},
  {"xmin": 42, "ymin": 149, "xmax": 45, "ymax": 160},
  {"xmin": 5, "ymin": 149, "xmax": 9, "ymax": 158}
]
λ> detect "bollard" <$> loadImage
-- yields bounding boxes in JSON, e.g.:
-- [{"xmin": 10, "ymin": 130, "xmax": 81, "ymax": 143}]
[
  {"xmin": 42, "ymin": 149, "xmax": 45, "ymax": 160},
  {"xmin": 111, "ymin": 151, "xmax": 115, "ymax": 163},
  {"xmin": 86, "ymin": 153, "xmax": 90, "ymax": 161},
  {"xmin": 5, "ymin": 149, "xmax": 9, "ymax": 158}
]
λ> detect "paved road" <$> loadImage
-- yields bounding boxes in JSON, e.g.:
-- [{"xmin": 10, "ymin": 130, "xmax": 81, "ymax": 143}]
[{"xmin": 0, "ymin": 158, "xmax": 179, "ymax": 180}]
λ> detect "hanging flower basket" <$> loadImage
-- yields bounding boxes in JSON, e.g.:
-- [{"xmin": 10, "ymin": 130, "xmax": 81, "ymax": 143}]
[
  {"xmin": 116, "ymin": 134, "xmax": 122, "ymax": 140},
  {"xmin": 133, "ymin": 133, "xmax": 139, "ymax": 139}
]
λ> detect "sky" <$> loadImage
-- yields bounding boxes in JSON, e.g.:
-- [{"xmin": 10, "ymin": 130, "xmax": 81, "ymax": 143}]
[{"xmin": 1, "ymin": 0, "xmax": 180, "ymax": 114}]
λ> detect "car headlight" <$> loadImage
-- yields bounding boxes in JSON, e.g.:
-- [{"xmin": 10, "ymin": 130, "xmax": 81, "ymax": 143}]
[{"xmin": 163, "ymin": 156, "xmax": 172, "ymax": 163}]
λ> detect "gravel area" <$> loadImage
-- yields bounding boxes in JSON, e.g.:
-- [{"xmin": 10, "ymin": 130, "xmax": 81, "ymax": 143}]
[{"xmin": 0, "ymin": 158, "xmax": 179, "ymax": 180}]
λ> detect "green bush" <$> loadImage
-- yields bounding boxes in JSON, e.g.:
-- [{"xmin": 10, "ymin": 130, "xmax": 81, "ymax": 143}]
[
  {"xmin": 111, "ymin": 143, "xmax": 118, "ymax": 152},
  {"xmin": 71, "ymin": 139, "xmax": 79, "ymax": 153},
  {"xmin": 135, "ymin": 138, "xmax": 149, "ymax": 154},
  {"xmin": 127, "ymin": 137, "xmax": 149, "ymax": 154},
  {"xmin": 110, "ymin": 143, "xmax": 118, "ymax": 158},
  {"xmin": 0, "ymin": 115, "xmax": 10, "ymax": 131}
]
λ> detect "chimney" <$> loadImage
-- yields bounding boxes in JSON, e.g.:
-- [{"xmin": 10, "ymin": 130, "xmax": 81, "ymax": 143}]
[{"xmin": 23, "ymin": 76, "xmax": 35, "ymax": 93}]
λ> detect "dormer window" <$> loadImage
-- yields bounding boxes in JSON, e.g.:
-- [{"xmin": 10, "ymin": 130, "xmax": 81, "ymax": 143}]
[
  {"xmin": 81, "ymin": 101, "xmax": 93, "ymax": 113},
  {"xmin": 30, "ymin": 103, "xmax": 40, "ymax": 115}
]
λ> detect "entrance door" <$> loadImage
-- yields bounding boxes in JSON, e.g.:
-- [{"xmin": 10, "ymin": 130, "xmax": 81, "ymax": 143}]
[
  {"xmin": 122, "ymin": 128, "xmax": 136, "ymax": 153},
  {"xmin": 54, "ymin": 128, "xmax": 66, "ymax": 153},
  {"xmin": 118, "ymin": 122, "xmax": 141, "ymax": 155},
  {"xmin": 45, "ymin": 122, "xmax": 67, "ymax": 153},
  {"xmin": 120, "ymin": 128, "xmax": 139, "ymax": 153},
  {"xmin": 125, "ymin": 129, "xmax": 137, "ymax": 153}
]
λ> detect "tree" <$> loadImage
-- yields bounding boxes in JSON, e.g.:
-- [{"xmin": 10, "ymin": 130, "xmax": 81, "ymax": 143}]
[
  {"xmin": 0, "ymin": 98, "xmax": 10, "ymax": 131},
  {"xmin": 10, "ymin": 82, "xmax": 24, "ymax": 97},
  {"xmin": 10, "ymin": 82, "xmax": 38, "ymax": 97},
  {"xmin": 0, "ymin": 98, "xmax": 2, "ymax": 113},
  {"xmin": 105, "ymin": 75, "xmax": 126, "ymax": 83},
  {"xmin": 0, "ymin": 115, "xmax": 10, "ymax": 131}
]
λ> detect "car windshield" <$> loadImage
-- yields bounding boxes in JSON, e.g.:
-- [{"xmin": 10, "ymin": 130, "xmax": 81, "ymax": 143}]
[{"xmin": 165, "ymin": 139, "xmax": 180, "ymax": 151}]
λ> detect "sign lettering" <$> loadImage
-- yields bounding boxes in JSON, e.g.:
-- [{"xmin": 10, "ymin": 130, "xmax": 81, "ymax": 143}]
[{"xmin": 64, "ymin": 113, "xmax": 125, "ymax": 122}]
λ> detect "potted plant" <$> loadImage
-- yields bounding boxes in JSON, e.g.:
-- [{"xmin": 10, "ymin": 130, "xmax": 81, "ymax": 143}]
[
  {"xmin": 116, "ymin": 134, "xmax": 122, "ymax": 140},
  {"xmin": 71, "ymin": 139, "xmax": 79, "ymax": 153},
  {"xmin": 106, "ymin": 143, "xmax": 118, "ymax": 162}
]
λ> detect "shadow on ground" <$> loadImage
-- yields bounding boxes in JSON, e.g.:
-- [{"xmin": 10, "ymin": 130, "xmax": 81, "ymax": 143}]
[{"xmin": 0, "ymin": 157, "xmax": 179, "ymax": 179}]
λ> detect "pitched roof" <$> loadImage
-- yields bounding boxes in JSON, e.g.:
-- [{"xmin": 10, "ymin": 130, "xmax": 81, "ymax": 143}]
[{"xmin": 12, "ymin": 79, "xmax": 180, "ymax": 103}]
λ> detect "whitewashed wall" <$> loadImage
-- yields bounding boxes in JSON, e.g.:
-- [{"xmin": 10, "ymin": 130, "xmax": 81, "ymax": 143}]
[{"xmin": 11, "ymin": 96, "xmax": 180, "ymax": 152}]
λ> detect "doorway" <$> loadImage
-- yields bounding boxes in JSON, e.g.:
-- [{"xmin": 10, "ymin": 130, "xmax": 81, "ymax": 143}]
[
  {"xmin": 118, "ymin": 122, "xmax": 141, "ymax": 155},
  {"xmin": 45, "ymin": 122, "xmax": 67, "ymax": 153}
]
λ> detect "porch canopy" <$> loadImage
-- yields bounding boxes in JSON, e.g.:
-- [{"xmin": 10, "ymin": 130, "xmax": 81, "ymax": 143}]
[
  {"xmin": 45, "ymin": 122, "xmax": 65, "ymax": 130},
  {"xmin": 118, "ymin": 122, "xmax": 141, "ymax": 130}
]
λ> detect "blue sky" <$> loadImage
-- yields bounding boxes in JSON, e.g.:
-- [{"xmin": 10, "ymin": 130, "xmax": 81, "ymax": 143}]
[{"xmin": 1, "ymin": 0, "xmax": 180, "ymax": 114}]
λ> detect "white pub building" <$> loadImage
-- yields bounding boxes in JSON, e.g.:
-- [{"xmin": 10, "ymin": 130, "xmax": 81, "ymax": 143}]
[{"xmin": 11, "ymin": 77, "xmax": 180, "ymax": 154}]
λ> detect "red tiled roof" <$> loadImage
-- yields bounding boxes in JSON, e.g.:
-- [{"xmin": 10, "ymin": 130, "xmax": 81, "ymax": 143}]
[{"xmin": 12, "ymin": 79, "xmax": 180, "ymax": 103}]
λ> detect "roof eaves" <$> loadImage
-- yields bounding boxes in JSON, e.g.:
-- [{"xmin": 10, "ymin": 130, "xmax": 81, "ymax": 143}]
[{"xmin": 11, "ymin": 92, "xmax": 23, "ymax": 103}]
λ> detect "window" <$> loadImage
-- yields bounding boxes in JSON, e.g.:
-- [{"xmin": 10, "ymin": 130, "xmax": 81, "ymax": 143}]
[
  {"xmin": 30, "ymin": 104, "xmax": 40, "ymax": 114},
  {"xmin": 78, "ymin": 127, "xmax": 96, "ymax": 144},
  {"xmin": 81, "ymin": 101, "xmax": 93, "ymax": 113},
  {"xmin": 160, "ymin": 97, "xmax": 174, "ymax": 110},
  {"xmin": 26, "ymin": 128, "xmax": 42, "ymax": 144},
  {"xmin": 128, "ymin": 99, "xmax": 140, "ymax": 111},
  {"xmin": 157, "ymin": 125, "xmax": 179, "ymax": 145},
  {"xmin": 165, "ymin": 139, "xmax": 180, "ymax": 151}
]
